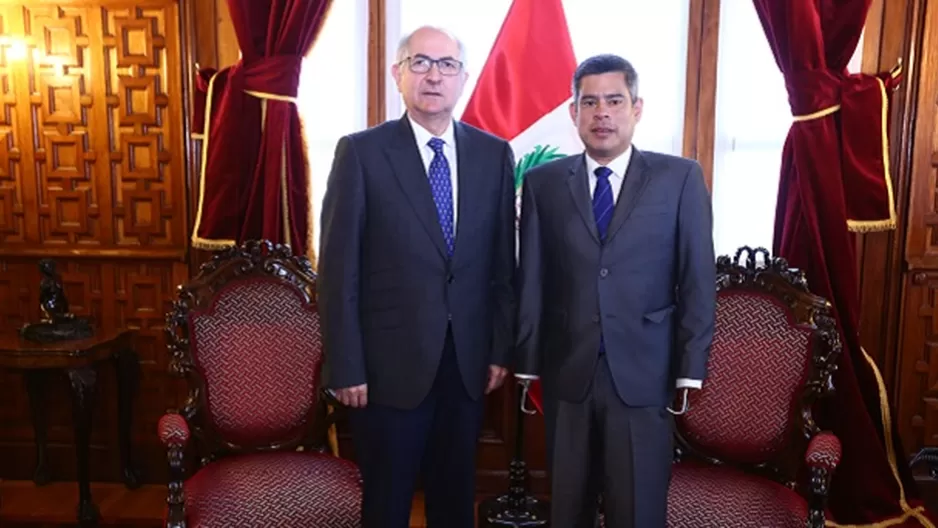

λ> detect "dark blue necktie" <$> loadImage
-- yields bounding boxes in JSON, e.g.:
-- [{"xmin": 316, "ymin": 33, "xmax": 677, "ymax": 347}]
[
  {"xmin": 593, "ymin": 166, "xmax": 614, "ymax": 240},
  {"xmin": 594, "ymin": 166, "xmax": 615, "ymax": 356},
  {"xmin": 427, "ymin": 138, "xmax": 455, "ymax": 256}
]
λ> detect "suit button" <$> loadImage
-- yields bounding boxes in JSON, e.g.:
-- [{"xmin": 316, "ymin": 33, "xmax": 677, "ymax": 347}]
[
  {"xmin": 600, "ymin": 268, "xmax": 609, "ymax": 278},
  {"xmin": 592, "ymin": 314, "xmax": 600, "ymax": 323},
  {"xmin": 448, "ymin": 313, "xmax": 453, "ymax": 321},
  {"xmin": 447, "ymin": 274, "xmax": 454, "ymax": 284}
]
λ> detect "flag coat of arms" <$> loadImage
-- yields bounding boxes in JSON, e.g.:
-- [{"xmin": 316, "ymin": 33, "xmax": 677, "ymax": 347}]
[{"xmin": 461, "ymin": 0, "xmax": 581, "ymax": 411}]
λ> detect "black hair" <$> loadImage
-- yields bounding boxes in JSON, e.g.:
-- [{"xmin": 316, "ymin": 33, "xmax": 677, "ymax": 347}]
[{"xmin": 571, "ymin": 54, "xmax": 639, "ymax": 102}]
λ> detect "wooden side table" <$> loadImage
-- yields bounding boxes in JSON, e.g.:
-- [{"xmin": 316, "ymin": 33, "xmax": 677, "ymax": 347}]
[{"xmin": 0, "ymin": 329, "xmax": 142, "ymax": 528}]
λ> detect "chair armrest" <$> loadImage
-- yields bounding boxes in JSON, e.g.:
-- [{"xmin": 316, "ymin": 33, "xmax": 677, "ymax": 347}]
[
  {"xmin": 321, "ymin": 387, "xmax": 345, "ymax": 408},
  {"xmin": 805, "ymin": 431, "xmax": 842, "ymax": 471},
  {"xmin": 805, "ymin": 431, "xmax": 841, "ymax": 528},
  {"xmin": 158, "ymin": 412, "xmax": 190, "ymax": 448}
]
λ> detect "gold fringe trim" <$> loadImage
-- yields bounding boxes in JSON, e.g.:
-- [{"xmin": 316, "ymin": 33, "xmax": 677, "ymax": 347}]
[
  {"xmin": 846, "ymin": 75, "xmax": 897, "ymax": 233},
  {"xmin": 191, "ymin": 70, "xmax": 237, "ymax": 250},
  {"xmin": 280, "ymin": 140, "xmax": 291, "ymax": 248},
  {"xmin": 824, "ymin": 347, "xmax": 935, "ymax": 528}
]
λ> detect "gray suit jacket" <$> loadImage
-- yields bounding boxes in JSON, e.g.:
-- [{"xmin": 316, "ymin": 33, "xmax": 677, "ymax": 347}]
[
  {"xmin": 317, "ymin": 116, "xmax": 516, "ymax": 410},
  {"xmin": 515, "ymin": 149, "xmax": 715, "ymax": 407}
]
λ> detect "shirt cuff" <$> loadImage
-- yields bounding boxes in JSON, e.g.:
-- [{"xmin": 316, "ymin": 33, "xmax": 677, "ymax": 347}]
[
  {"xmin": 514, "ymin": 373, "xmax": 539, "ymax": 380},
  {"xmin": 676, "ymin": 378, "xmax": 702, "ymax": 389}
]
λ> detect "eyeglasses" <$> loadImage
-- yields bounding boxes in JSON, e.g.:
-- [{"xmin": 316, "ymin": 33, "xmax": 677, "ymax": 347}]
[{"xmin": 400, "ymin": 54, "xmax": 463, "ymax": 76}]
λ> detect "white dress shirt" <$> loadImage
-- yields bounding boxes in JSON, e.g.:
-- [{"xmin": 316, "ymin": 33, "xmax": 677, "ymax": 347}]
[
  {"xmin": 408, "ymin": 114, "xmax": 459, "ymax": 227},
  {"xmin": 584, "ymin": 148, "xmax": 702, "ymax": 391}
]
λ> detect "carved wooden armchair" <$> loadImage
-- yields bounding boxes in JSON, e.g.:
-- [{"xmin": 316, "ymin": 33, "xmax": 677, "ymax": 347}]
[
  {"xmin": 667, "ymin": 247, "xmax": 843, "ymax": 527},
  {"xmin": 156, "ymin": 241, "xmax": 361, "ymax": 528}
]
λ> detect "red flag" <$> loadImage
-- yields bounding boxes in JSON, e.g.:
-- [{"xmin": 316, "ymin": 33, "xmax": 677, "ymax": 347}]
[{"xmin": 461, "ymin": 0, "xmax": 579, "ymax": 414}]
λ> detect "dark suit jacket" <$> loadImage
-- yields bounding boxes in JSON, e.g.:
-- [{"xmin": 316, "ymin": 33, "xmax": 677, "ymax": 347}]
[
  {"xmin": 317, "ymin": 116, "xmax": 516, "ymax": 410},
  {"xmin": 515, "ymin": 149, "xmax": 715, "ymax": 407}
]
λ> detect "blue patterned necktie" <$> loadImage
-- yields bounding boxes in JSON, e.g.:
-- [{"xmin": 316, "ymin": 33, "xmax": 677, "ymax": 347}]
[
  {"xmin": 593, "ymin": 166, "xmax": 614, "ymax": 240},
  {"xmin": 427, "ymin": 137, "xmax": 455, "ymax": 256}
]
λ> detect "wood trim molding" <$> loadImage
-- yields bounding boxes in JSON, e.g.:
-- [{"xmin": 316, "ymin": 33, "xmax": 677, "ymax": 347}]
[
  {"xmin": 368, "ymin": 0, "xmax": 386, "ymax": 126},
  {"xmin": 856, "ymin": 0, "xmax": 926, "ymax": 395},
  {"xmin": 681, "ymin": 0, "xmax": 720, "ymax": 191}
]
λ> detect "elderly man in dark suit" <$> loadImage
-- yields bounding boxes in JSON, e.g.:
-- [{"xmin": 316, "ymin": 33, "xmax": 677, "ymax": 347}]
[
  {"xmin": 317, "ymin": 25, "xmax": 516, "ymax": 528},
  {"xmin": 514, "ymin": 54, "xmax": 716, "ymax": 527}
]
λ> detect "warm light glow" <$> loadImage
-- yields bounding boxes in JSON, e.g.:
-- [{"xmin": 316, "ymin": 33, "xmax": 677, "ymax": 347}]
[{"xmin": 5, "ymin": 38, "xmax": 27, "ymax": 61}]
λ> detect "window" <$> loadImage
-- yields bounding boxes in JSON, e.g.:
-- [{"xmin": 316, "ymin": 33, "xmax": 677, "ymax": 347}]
[
  {"xmin": 710, "ymin": 2, "xmax": 863, "ymax": 257},
  {"xmin": 385, "ymin": 0, "xmax": 691, "ymax": 156},
  {"xmin": 298, "ymin": 0, "xmax": 369, "ymax": 256}
]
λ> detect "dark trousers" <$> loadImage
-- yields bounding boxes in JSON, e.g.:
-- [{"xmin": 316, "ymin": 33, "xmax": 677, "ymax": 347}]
[
  {"xmin": 349, "ymin": 327, "xmax": 483, "ymax": 528},
  {"xmin": 544, "ymin": 355, "xmax": 673, "ymax": 528}
]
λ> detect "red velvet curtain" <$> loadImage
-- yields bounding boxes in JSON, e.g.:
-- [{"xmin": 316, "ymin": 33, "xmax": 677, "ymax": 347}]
[
  {"xmin": 752, "ymin": 0, "xmax": 934, "ymax": 525},
  {"xmin": 191, "ymin": 0, "xmax": 333, "ymax": 256}
]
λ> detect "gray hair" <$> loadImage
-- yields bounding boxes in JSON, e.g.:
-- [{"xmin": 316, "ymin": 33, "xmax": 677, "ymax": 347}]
[{"xmin": 395, "ymin": 26, "xmax": 466, "ymax": 64}]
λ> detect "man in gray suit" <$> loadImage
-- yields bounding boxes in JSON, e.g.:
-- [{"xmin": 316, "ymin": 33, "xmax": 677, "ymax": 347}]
[
  {"xmin": 317, "ymin": 26, "xmax": 515, "ymax": 528},
  {"xmin": 514, "ymin": 54, "xmax": 716, "ymax": 527}
]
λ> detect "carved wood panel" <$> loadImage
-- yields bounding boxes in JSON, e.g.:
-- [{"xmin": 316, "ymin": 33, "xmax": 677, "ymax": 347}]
[
  {"xmin": 0, "ymin": 1, "xmax": 185, "ymax": 256},
  {"xmin": 0, "ymin": 0, "xmax": 188, "ymax": 485},
  {"xmin": 0, "ymin": 6, "xmax": 26, "ymax": 245},
  {"xmin": 898, "ymin": 272, "xmax": 938, "ymax": 453},
  {"xmin": 897, "ymin": 0, "xmax": 938, "ymax": 460}
]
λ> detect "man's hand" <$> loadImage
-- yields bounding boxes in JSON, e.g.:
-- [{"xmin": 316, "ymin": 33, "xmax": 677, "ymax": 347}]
[
  {"xmin": 486, "ymin": 365, "xmax": 508, "ymax": 394},
  {"xmin": 334, "ymin": 384, "xmax": 368, "ymax": 408}
]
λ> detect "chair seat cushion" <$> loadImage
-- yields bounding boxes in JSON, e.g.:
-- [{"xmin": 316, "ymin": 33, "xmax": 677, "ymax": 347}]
[
  {"xmin": 667, "ymin": 462, "xmax": 810, "ymax": 527},
  {"xmin": 183, "ymin": 451, "xmax": 361, "ymax": 527}
]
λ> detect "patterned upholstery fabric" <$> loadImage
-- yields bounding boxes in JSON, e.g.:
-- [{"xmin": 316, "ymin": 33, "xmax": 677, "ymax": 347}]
[
  {"xmin": 677, "ymin": 291, "xmax": 812, "ymax": 464},
  {"xmin": 667, "ymin": 463, "xmax": 809, "ymax": 528},
  {"xmin": 183, "ymin": 452, "xmax": 361, "ymax": 528},
  {"xmin": 189, "ymin": 278, "xmax": 322, "ymax": 447},
  {"xmin": 806, "ymin": 431, "xmax": 842, "ymax": 470},
  {"xmin": 157, "ymin": 413, "xmax": 189, "ymax": 446}
]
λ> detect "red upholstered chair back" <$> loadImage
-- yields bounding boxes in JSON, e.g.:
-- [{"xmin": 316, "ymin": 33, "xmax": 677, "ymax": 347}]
[
  {"xmin": 675, "ymin": 247, "xmax": 841, "ymax": 484},
  {"xmin": 167, "ymin": 241, "xmax": 324, "ymax": 454}
]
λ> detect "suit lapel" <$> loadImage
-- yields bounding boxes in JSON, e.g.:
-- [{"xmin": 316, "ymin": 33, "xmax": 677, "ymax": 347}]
[
  {"xmin": 452, "ymin": 122, "xmax": 480, "ymax": 262},
  {"xmin": 384, "ymin": 116, "xmax": 448, "ymax": 258},
  {"xmin": 604, "ymin": 148, "xmax": 650, "ymax": 243},
  {"xmin": 567, "ymin": 155, "xmax": 600, "ymax": 244}
]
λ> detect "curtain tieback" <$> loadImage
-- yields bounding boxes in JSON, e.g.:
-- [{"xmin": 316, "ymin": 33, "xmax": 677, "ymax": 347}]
[
  {"xmin": 785, "ymin": 60, "xmax": 903, "ymax": 233},
  {"xmin": 242, "ymin": 55, "xmax": 304, "ymax": 104},
  {"xmin": 245, "ymin": 90, "xmax": 297, "ymax": 103},
  {"xmin": 793, "ymin": 104, "xmax": 840, "ymax": 122},
  {"xmin": 788, "ymin": 60, "xmax": 902, "ymax": 122}
]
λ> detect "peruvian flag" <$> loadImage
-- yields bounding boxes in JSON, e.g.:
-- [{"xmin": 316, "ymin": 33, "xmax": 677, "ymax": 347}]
[{"xmin": 461, "ymin": 0, "xmax": 581, "ymax": 414}]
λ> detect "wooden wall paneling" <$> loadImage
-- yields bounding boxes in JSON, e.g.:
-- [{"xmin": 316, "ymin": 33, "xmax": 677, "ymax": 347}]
[
  {"xmin": 904, "ymin": 0, "xmax": 938, "ymax": 271},
  {"xmin": 0, "ymin": 0, "xmax": 189, "ymax": 485},
  {"xmin": 681, "ymin": 0, "xmax": 720, "ymax": 191},
  {"xmin": 896, "ymin": 0, "xmax": 938, "ymax": 461},
  {"xmin": 856, "ymin": 0, "xmax": 922, "ymax": 393}
]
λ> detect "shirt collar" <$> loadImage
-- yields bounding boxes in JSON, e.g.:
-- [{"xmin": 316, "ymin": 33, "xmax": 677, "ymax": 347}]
[
  {"xmin": 585, "ymin": 146, "xmax": 633, "ymax": 178},
  {"xmin": 407, "ymin": 113, "xmax": 456, "ymax": 150}
]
